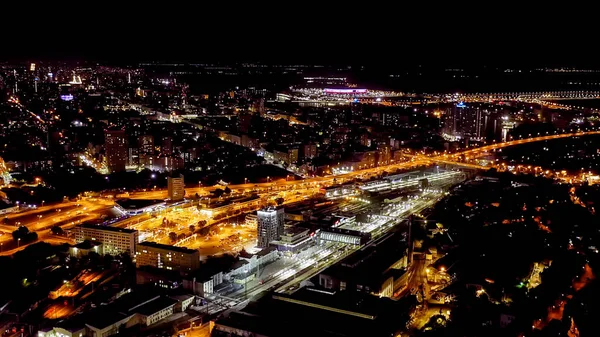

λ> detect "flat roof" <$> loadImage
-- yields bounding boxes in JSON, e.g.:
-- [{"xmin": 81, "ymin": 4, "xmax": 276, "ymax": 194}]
[
  {"xmin": 138, "ymin": 241, "xmax": 198, "ymax": 255},
  {"xmin": 85, "ymin": 309, "xmax": 131, "ymax": 330},
  {"xmin": 116, "ymin": 198, "xmax": 164, "ymax": 210},
  {"xmin": 284, "ymin": 227, "xmax": 309, "ymax": 236},
  {"xmin": 134, "ymin": 296, "xmax": 178, "ymax": 316},
  {"xmin": 78, "ymin": 223, "xmax": 137, "ymax": 234}
]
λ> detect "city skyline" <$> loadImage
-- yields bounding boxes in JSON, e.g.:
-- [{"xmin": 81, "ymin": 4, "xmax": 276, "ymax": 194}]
[{"xmin": 2, "ymin": 26, "xmax": 600, "ymax": 336}]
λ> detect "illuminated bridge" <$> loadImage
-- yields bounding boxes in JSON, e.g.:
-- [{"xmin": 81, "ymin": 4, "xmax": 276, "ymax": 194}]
[{"xmin": 458, "ymin": 91, "xmax": 600, "ymax": 102}]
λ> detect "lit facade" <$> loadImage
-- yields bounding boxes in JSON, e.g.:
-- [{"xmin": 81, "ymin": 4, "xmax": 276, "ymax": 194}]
[
  {"xmin": 257, "ymin": 207, "xmax": 285, "ymax": 248},
  {"xmin": 73, "ymin": 224, "xmax": 138, "ymax": 255},
  {"xmin": 168, "ymin": 175, "xmax": 185, "ymax": 201},
  {"xmin": 105, "ymin": 129, "xmax": 128, "ymax": 173},
  {"xmin": 136, "ymin": 241, "xmax": 200, "ymax": 273},
  {"xmin": 443, "ymin": 104, "xmax": 486, "ymax": 141}
]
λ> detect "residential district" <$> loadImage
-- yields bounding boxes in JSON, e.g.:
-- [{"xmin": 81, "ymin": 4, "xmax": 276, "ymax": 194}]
[{"xmin": 0, "ymin": 62, "xmax": 599, "ymax": 337}]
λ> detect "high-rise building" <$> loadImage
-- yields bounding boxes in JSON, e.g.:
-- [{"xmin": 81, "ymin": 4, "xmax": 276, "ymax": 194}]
[
  {"xmin": 377, "ymin": 144, "xmax": 392, "ymax": 166},
  {"xmin": 303, "ymin": 144, "xmax": 317, "ymax": 159},
  {"xmin": 72, "ymin": 224, "xmax": 138, "ymax": 255},
  {"xmin": 136, "ymin": 241, "xmax": 200, "ymax": 273},
  {"xmin": 161, "ymin": 137, "xmax": 173, "ymax": 156},
  {"xmin": 128, "ymin": 147, "xmax": 140, "ymax": 166},
  {"xmin": 139, "ymin": 135, "xmax": 154, "ymax": 155},
  {"xmin": 443, "ymin": 103, "xmax": 486, "ymax": 141},
  {"xmin": 257, "ymin": 207, "xmax": 285, "ymax": 248},
  {"xmin": 168, "ymin": 174, "xmax": 185, "ymax": 201},
  {"xmin": 105, "ymin": 130, "xmax": 128, "ymax": 173}
]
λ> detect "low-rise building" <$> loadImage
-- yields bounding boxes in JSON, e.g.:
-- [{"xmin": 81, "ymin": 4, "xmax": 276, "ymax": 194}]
[
  {"xmin": 39, "ymin": 291, "xmax": 192, "ymax": 337},
  {"xmin": 227, "ymin": 247, "xmax": 279, "ymax": 280},
  {"xmin": 245, "ymin": 213, "xmax": 257, "ymax": 227},
  {"xmin": 184, "ymin": 269, "xmax": 225, "ymax": 297},
  {"xmin": 317, "ymin": 231, "xmax": 406, "ymax": 298},
  {"xmin": 115, "ymin": 199, "xmax": 165, "ymax": 216},
  {"xmin": 72, "ymin": 224, "xmax": 138, "ymax": 255},
  {"xmin": 136, "ymin": 241, "xmax": 200, "ymax": 274},
  {"xmin": 131, "ymin": 296, "xmax": 178, "ymax": 326},
  {"xmin": 270, "ymin": 227, "xmax": 313, "ymax": 253}
]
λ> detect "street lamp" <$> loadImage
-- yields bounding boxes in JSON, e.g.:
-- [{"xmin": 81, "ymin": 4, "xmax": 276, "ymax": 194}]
[{"xmin": 17, "ymin": 238, "xmax": 21, "ymax": 248}]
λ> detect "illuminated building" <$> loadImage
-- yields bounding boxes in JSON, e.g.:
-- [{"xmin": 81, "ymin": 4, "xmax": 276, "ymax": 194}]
[
  {"xmin": 168, "ymin": 174, "xmax": 185, "ymax": 201},
  {"xmin": 257, "ymin": 207, "xmax": 285, "ymax": 248},
  {"xmin": 161, "ymin": 137, "xmax": 173, "ymax": 155},
  {"xmin": 270, "ymin": 227, "xmax": 313, "ymax": 253},
  {"xmin": 303, "ymin": 144, "xmax": 317, "ymax": 159},
  {"xmin": 139, "ymin": 135, "xmax": 154, "ymax": 155},
  {"xmin": 72, "ymin": 224, "xmax": 138, "ymax": 255},
  {"xmin": 69, "ymin": 74, "xmax": 82, "ymax": 85},
  {"xmin": 245, "ymin": 214, "xmax": 258, "ymax": 226},
  {"xmin": 323, "ymin": 88, "xmax": 368, "ymax": 94},
  {"xmin": 105, "ymin": 129, "xmax": 128, "ymax": 172},
  {"xmin": 136, "ymin": 241, "xmax": 200, "ymax": 273},
  {"xmin": 274, "ymin": 147, "xmax": 298, "ymax": 165},
  {"xmin": 377, "ymin": 144, "xmax": 392, "ymax": 166},
  {"xmin": 443, "ymin": 103, "xmax": 486, "ymax": 141}
]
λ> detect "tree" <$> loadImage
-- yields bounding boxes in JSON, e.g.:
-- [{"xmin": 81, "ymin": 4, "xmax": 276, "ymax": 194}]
[
  {"xmin": 177, "ymin": 233, "xmax": 187, "ymax": 241},
  {"xmin": 275, "ymin": 197, "xmax": 284, "ymax": 206},
  {"xmin": 213, "ymin": 189, "xmax": 224, "ymax": 198},
  {"xmin": 198, "ymin": 226, "xmax": 211, "ymax": 236},
  {"xmin": 103, "ymin": 254, "xmax": 114, "ymax": 267},
  {"xmin": 51, "ymin": 225, "xmax": 64, "ymax": 235},
  {"xmin": 197, "ymin": 220, "xmax": 207, "ymax": 227},
  {"xmin": 189, "ymin": 225, "xmax": 195, "ymax": 233},
  {"xmin": 27, "ymin": 232, "xmax": 38, "ymax": 242},
  {"xmin": 224, "ymin": 186, "xmax": 231, "ymax": 195},
  {"xmin": 12, "ymin": 226, "xmax": 30, "ymax": 241},
  {"xmin": 168, "ymin": 232, "xmax": 177, "ymax": 242}
]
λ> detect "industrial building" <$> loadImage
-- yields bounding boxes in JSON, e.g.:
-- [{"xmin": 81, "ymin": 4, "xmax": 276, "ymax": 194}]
[{"xmin": 317, "ymin": 232, "xmax": 407, "ymax": 298}]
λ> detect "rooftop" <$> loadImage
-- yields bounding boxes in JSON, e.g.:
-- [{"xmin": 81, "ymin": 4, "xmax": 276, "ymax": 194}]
[
  {"xmin": 85, "ymin": 308, "xmax": 131, "ymax": 330},
  {"xmin": 138, "ymin": 241, "xmax": 198, "ymax": 255},
  {"xmin": 258, "ymin": 206, "xmax": 282, "ymax": 213},
  {"xmin": 215, "ymin": 287, "xmax": 416, "ymax": 337},
  {"xmin": 78, "ymin": 223, "xmax": 137, "ymax": 234},
  {"xmin": 116, "ymin": 198, "xmax": 164, "ymax": 210},
  {"xmin": 284, "ymin": 227, "xmax": 309, "ymax": 236},
  {"xmin": 133, "ymin": 296, "xmax": 178, "ymax": 316}
]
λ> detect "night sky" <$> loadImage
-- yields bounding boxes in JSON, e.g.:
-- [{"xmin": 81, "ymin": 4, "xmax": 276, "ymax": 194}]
[{"xmin": 3, "ymin": 6, "xmax": 597, "ymax": 67}]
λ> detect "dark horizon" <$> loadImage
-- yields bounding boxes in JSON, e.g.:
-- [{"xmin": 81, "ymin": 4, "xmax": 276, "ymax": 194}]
[{"xmin": 3, "ymin": 7, "xmax": 598, "ymax": 68}]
